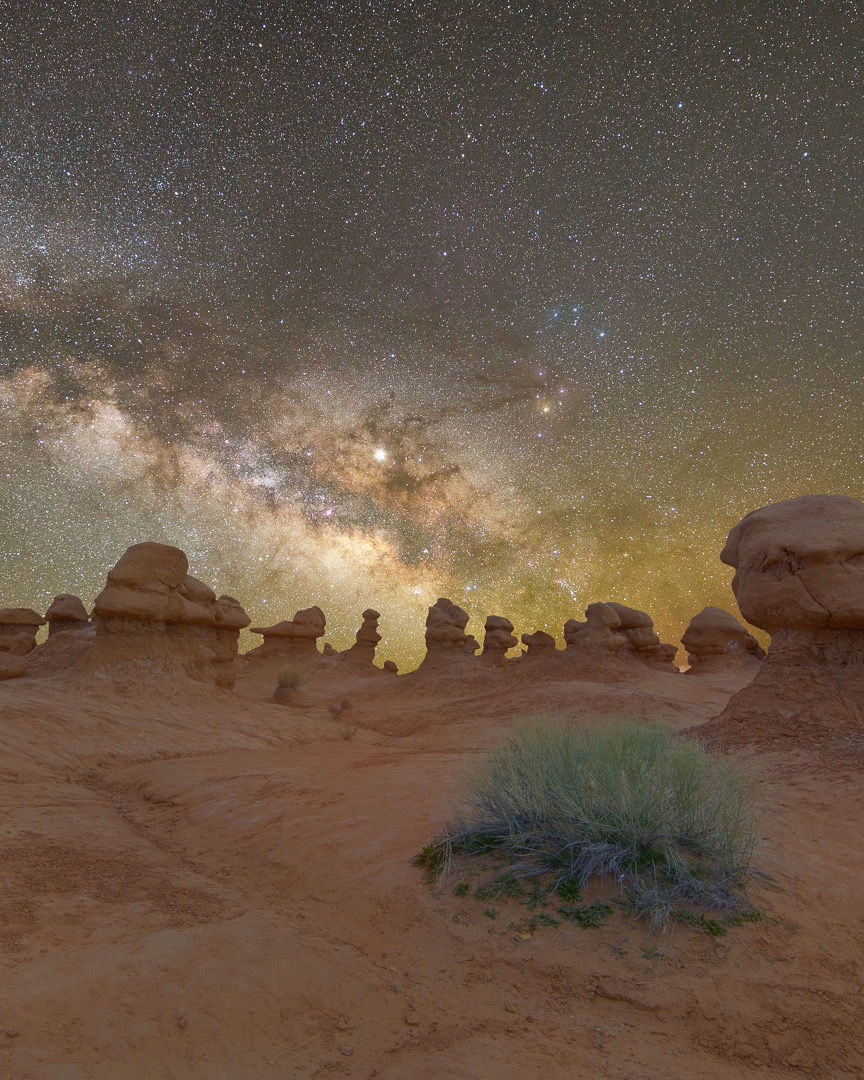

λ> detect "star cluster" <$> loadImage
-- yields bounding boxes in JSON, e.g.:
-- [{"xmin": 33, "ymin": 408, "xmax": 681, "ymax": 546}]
[{"xmin": 0, "ymin": 2, "xmax": 860, "ymax": 667}]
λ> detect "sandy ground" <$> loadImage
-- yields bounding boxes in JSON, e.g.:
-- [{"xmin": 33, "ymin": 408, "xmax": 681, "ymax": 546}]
[{"xmin": 1, "ymin": 652, "xmax": 863, "ymax": 1080}]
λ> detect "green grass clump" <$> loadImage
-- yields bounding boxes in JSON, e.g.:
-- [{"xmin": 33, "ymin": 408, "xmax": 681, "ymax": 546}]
[{"xmin": 415, "ymin": 719, "xmax": 762, "ymax": 930}]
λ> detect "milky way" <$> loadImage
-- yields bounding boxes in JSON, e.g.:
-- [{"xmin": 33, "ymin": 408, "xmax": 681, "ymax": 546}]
[{"xmin": 0, "ymin": 3, "xmax": 860, "ymax": 667}]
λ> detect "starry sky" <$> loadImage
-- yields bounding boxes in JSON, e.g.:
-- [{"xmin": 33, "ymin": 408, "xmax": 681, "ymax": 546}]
[{"xmin": 0, "ymin": 2, "xmax": 860, "ymax": 668}]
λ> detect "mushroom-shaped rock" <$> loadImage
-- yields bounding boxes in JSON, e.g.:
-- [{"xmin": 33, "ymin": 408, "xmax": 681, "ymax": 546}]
[
  {"xmin": 682, "ymin": 606, "xmax": 764, "ymax": 674},
  {"xmin": 482, "ymin": 615, "xmax": 517, "ymax": 661},
  {"xmin": 0, "ymin": 608, "xmax": 45, "ymax": 654},
  {"xmin": 87, "ymin": 543, "xmax": 246, "ymax": 689},
  {"xmin": 248, "ymin": 606, "xmax": 327, "ymax": 663},
  {"xmin": 564, "ymin": 603, "xmax": 624, "ymax": 650},
  {"xmin": 45, "ymin": 595, "xmax": 89, "ymax": 635},
  {"xmin": 521, "ymin": 629, "xmax": 557, "ymax": 657},
  {"xmin": 0, "ymin": 609, "xmax": 43, "ymax": 679},
  {"xmin": 606, "ymin": 602, "xmax": 678, "ymax": 671},
  {"xmin": 703, "ymin": 495, "xmax": 864, "ymax": 743},
  {"xmin": 418, "ymin": 598, "xmax": 477, "ymax": 670}
]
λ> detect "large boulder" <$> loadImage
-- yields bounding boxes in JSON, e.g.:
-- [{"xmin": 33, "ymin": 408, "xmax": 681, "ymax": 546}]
[
  {"xmin": 703, "ymin": 495, "xmax": 864, "ymax": 743},
  {"xmin": 682, "ymin": 606, "xmax": 764, "ymax": 674}
]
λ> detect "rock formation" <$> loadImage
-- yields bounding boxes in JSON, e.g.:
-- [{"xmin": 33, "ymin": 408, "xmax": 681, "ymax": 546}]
[
  {"xmin": 681, "ymin": 606, "xmax": 764, "ymax": 674},
  {"xmin": 703, "ymin": 494, "xmax": 864, "ymax": 742},
  {"xmin": 85, "ymin": 542, "xmax": 249, "ymax": 689},
  {"xmin": 520, "ymin": 629, "xmax": 557, "ymax": 661},
  {"xmin": 45, "ymin": 595, "xmax": 89, "ymax": 635},
  {"xmin": 606, "ymin": 603, "xmax": 678, "ymax": 671},
  {"xmin": 482, "ymin": 615, "xmax": 517, "ymax": 662},
  {"xmin": 343, "ymin": 608, "xmax": 381, "ymax": 665},
  {"xmin": 383, "ymin": 659, "xmax": 398, "ymax": 674},
  {"xmin": 417, "ymin": 598, "xmax": 478, "ymax": 670},
  {"xmin": 247, "ymin": 606, "xmax": 327, "ymax": 664},
  {"xmin": 0, "ymin": 608, "xmax": 44, "ymax": 679},
  {"xmin": 562, "ymin": 601, "xmax": 677, "ymax": 675}
]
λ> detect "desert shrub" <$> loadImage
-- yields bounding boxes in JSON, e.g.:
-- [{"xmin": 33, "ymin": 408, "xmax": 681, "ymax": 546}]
[
  {"xmin": 415, "ymin": 719, "xmax": 762, "ymax": 930},
  {"xmin": 277, "ymin": 665, "xmax": 306, "ymax": 691}
]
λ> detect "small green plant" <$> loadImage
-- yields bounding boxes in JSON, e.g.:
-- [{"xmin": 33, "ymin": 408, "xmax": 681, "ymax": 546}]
[
  {"xmin": 530, "ymin": 912, "xmax": 561, "ymax": 929},
  {"xmin": 475, "ymin": 874, "xmax": 524, "ymax": 901},
  {"xmin": 454, "ymin": 882, "xmax": 471, "ymax": 898},
  {"xmin": 277, "ymin": 665, "xmax": 306, "ymax": 691},
  {"xmin": 559, "ymin": 900, "xmax": 614, "ymax": 928},
  {"xmin": 674, "ymin": 909, "xmax": 728, "ymax": 936},
  {"xmin": 416, "ymin": 719, "xmax": 763, "ymax": 931},
  {"xmin": 483, "ymin": 906, "xmax": 500, "ymax": 920},
  {"xmin": 523, "ymin": 883, "xmax": 549, "ymax": 911}
]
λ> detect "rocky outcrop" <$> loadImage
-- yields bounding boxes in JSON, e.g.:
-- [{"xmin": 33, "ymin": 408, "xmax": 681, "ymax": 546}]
[
  {"xmin": 482, "ymin": 615, "xmax": 517, "ymax": 662},
  {"xmin": 702, "ymin": 495, "xmax": 864, "ymax": 743},
  {"xmin": 521, "ymin": 629, "xmax": 557, "ymax": 661},
  {"xmin": 247, "ymin": 606, "xmax": 326, "ymax": 663},
  {"xmin": 561, "ymin": 601, "xmax": 677, "ymax": 676},
  {"xmin": 417, "ymin": 598, "xmax": 478, "ymax": 670},
  {"xmin": 606, "ymin": 603, "xmax": 678, "ymax": 671},
  {"xmin": 85, "ymin": 542, "xmax": 249, "ymax": 689},
  {"xmin": 343, "ymin": 609, "xmax": 381, "ymax": 665},
  {"xmin": 45, "ymin": 595, "xmax": 89, "ymax": 635},
  {"xmin": 383, "ymin": 660, "xmax": 398, "ymax": 674},
  {"xmin": 682, "ymin": 606, "xmax": 764, "ymax": 674},
  {"xmin": 0, "ymin": 608, "xmax": 44, "ymax": 679}
]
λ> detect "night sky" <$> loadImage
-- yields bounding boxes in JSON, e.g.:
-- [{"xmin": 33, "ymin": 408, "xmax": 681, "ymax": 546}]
[{"xmin": 0, "ymin": 2, "xmax": 860, "ymax": 668}]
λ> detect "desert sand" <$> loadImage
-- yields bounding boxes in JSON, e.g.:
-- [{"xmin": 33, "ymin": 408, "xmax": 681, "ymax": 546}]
[{"xmin": 2, "ymin": 498, "xmax": 863, "ymax": 1079}]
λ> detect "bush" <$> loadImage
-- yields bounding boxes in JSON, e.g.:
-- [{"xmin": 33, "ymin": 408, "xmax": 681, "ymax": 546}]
[
  {"xmin": 416, "ymin": 719, "xmax": 762, "ymax": 930},
  {"xmin": 277, "ymin": 665, "xmax": 306, "ymax": 691}
]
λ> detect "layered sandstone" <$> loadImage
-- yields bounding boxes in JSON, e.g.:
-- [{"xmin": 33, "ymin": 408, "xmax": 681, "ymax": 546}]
[
  {"xmin": 520, "ymin": 629, "xmax": 557, "ymax": 661},
  {"xmin": 704, "ymin": 494, "xmax": 864, "ymax": 742},
  {"xmin": 247, "ymin": 606, "xmax": 327, "ymax": 663},
  {"xmin": 417, "ymin": 598, "xmax": 478, "ymax": 670},
  {"xmin": 45, "ymin": 594, "xmax": 89, "ymax": 635},
  {"xmin": 0, "ymin": 608, "xmax": 44, "ymax": 679},
  {"xmin": 85, "ymin": 542, "xmax": 249, "ymax": 689},
  {"xmin": 682, "ymin": 606, "xmax": 764, "ymax": 675},
  {"xmin": 482, "ymin": 615, "xmax": 517, "ymax": 662}
]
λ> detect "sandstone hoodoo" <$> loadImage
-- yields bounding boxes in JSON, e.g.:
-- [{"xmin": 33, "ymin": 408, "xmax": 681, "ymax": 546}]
[
  {"xmin": 520, "ymin": 629, "xmax": 557, "ymax": 660},
  {"xmin": 85, "ymin": 542, "xmax": 249, "ymax": 689},
  {"xmin": 561, "ymin": 601, "xmax": 678, "ymax": 676},
  {"xmin": 682, "ymin": 606, "xmax": 764, "ymax": 674},
  {"xmin": 482, "ymin": 614, "xmax": 517, "ymax": 662},
  {"xmin": 704, "ymin": 494, "xmax": 864, "ymax": 742},
  {"xmin": 45, "ymin": 594, "xmax": 90, "ymax": 635},
  {"xmin": 606, "ymin": 602, "xmax": 678, "ymax": 671},
  {"xmin": 0, "ymin": 607, "xmax": 44, "ymax": 679},
  {"xmin": 564, "ymin": 602, "xmax": 627, "ymax": 653},
  {"xmin": 417, "ymin": 598, "xmax": 478, "ymax": 670},
  {"xmin": 344, "ymin": 608, "xmax": 381, "ymax": 664},
  {"xmin": 248, "ymin": 606, "xmax": 327, "ymax": 662}
]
